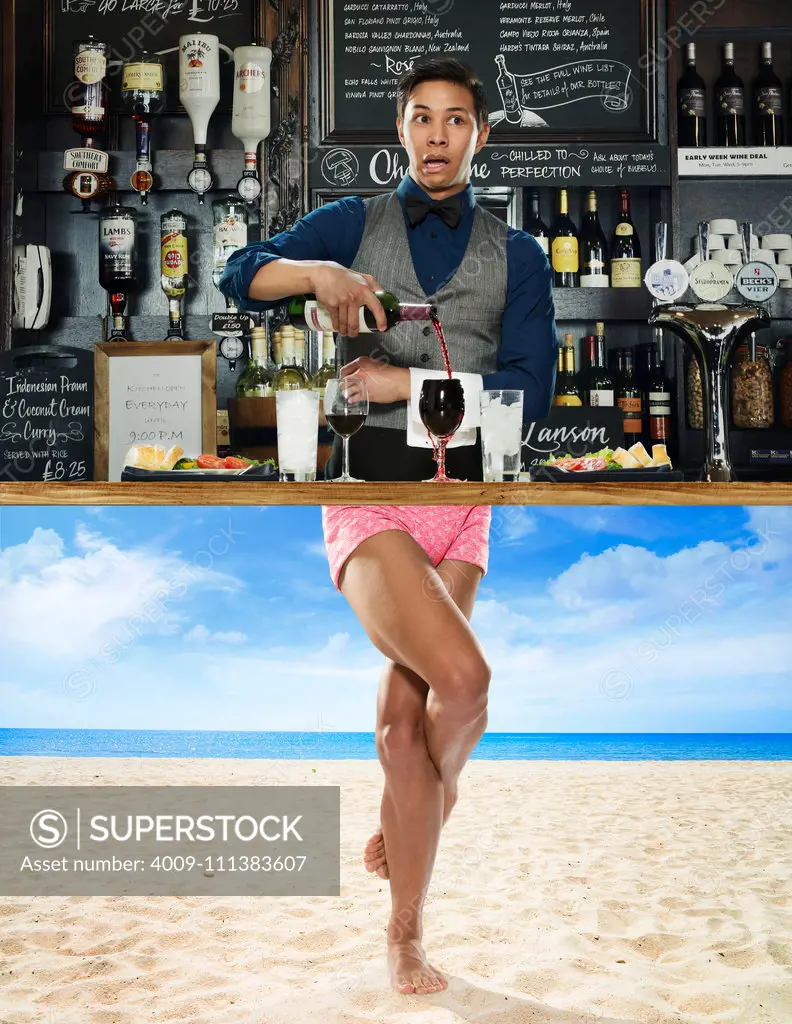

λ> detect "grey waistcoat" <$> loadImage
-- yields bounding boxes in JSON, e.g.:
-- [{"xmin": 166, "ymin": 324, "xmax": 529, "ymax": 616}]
[{"xmin": 338, "ymin": 191, "xmax": 509, "ymax": 431}]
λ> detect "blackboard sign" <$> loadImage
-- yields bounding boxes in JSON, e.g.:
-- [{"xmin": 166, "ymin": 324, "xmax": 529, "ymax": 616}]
[
  {"xmin": 320, "ymin": 0, "xmax": 653, "ymax": 143},
  {"xmin": 46, "ymin": 0, "xmax": 261, "ymax": 113},
  {"xmin": 521, "ymin": 406, "xmax": 624, "ymax": 468},
  {"xmin": 309, "ymin": 143, "xmax": 671, "ymax": 189},
  {"xmin": 0, "ymin": 345, "xmax": 94, "ymax": 483}
]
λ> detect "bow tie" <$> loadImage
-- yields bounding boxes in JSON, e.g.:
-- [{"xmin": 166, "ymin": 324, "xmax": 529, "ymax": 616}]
[{"xmin": 404, "ymin": 192, "xmax": 465, "ymax": 230}]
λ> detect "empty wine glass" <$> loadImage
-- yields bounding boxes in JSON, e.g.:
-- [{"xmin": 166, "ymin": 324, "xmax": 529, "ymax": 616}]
[
  {"xmin": 419, "ymin": 378, "xmax": 465, "ymax": 482},
  {"xmin": 324, "ymin": 376, "xmax": 369, "ymax": 482}
]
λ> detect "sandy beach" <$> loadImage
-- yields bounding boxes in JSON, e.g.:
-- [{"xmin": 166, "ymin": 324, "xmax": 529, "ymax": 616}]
[{"xmin": 1, "ymin": 757, "xmax": 790, "ymax": 1024}]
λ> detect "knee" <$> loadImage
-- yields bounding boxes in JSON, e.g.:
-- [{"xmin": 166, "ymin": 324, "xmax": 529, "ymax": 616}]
[
  {"xmin": 440, "ymin": 656, "xmax": 491, "ymax": 720},
  {"xmin": 375, "ymin": 715, "xmax": 427, "ymax": 773}
]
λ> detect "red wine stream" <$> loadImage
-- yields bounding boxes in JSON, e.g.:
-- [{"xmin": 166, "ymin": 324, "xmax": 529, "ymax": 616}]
[{"xmin": 432, "ymin": 317, "xmax": 453, "ymax": 379}]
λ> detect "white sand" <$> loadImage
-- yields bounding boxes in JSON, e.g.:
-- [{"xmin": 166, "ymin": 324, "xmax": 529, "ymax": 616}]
[{"xmin": 1, "ymin": 757, "xmax": 790, "ymax": 1024}]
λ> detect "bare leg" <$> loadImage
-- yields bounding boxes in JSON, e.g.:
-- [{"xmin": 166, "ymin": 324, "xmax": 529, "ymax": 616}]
[{"xmin": 339, "ymin": 532, "xmax": 490, "ymax": 995}]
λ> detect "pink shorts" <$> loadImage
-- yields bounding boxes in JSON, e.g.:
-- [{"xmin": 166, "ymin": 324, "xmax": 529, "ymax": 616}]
[{"xmin": 321, "ymin": 505, "xmax": 491, "ymax": 590}]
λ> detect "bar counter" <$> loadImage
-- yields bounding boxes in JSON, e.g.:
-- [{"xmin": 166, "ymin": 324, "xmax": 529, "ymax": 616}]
[{"xmin": 2, "ymin": 481, "xmax": 791, "ymax": 506}]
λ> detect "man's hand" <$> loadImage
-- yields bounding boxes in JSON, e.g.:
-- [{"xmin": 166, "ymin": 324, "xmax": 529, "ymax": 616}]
[
  {"xmin": 340, "ymin": 357, "xmax": 410, "ymax": 405},
  {"xmin": 309, "ymin": 263, "xmax": 387, "ymax": 336}
]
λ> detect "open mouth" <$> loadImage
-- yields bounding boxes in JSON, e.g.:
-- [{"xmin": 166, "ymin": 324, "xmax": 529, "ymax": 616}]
[{"xmin": 423, "ymin": 156, "xmax": 449, "ymax": 173}]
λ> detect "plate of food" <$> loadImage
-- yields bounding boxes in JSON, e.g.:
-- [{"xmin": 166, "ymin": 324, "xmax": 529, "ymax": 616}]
[
  {"xmin": 121, "ymin": 445, "xmax": 278, "ymax": 481},
  {"xmin": 528, "ymin": 443, "xmax": 685, "ymax": 482}
]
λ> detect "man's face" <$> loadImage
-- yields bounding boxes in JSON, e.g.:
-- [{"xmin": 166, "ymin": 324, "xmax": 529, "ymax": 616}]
[{"xmin": 397, "ymin": 80, "xmax": 490, "ymax": 198}]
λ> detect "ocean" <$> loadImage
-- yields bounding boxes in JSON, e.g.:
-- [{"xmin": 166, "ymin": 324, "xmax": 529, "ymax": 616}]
[{"xmin": 0, "ymin": 730, "xmax": 790, "ymax": 760}]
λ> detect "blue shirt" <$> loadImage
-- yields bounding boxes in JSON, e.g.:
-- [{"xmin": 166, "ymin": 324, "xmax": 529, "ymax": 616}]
[{"xmin": 220, "ymin": 174, "xmax": 558, "ymax": 419}]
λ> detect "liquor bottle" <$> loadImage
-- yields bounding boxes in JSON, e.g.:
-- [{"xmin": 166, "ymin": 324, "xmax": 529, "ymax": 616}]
[
  {"xmin": 552, "ymin": 333, "xmax": 583, "ymax": 407},
  {"xmin": 99, "ymin": 206, "xmax": 137, "ymax": 341},
  {"xmin": 753, "ymin": 42, "xmax": 783, "ymax": 147},
  {"xmin": 715, "ymin": 43, "xmax": 746, "ymax": 147},
  {"xmin": 611, "ymin": 189, "xmax": 642, "ymax": 288},
  {"xmin": 550, "ymin": 188, "xmax": 579, "ymax": 288},
  {"xmin": 579, "ymin": 190, "xmax": 609, "ymax": 288},
  {"xmin": 288, "ymin": 291, "xmax": 437, "ymax": 333},
  {"xmin": 236, "ymin": 326, "xmax": 274, "ymax": 397},
  {"xmin": 212, "ymin": 196, "xmax": 250, "ymax": 309},
  {"xmin": 179, "ymin": 33, "xmax": 221, "ymax": 201},
  {"xmin": 272, "ymin": 330, "xmax": 307, "ymax": 391},
  {"xmin": 309, "ymin": 332, "xmax": 338, "ymax": 397},
  {"xmin": 292, "ymin": 329, "xmax": 312, "ymax": 384},
  {"xmin": 232, "ymin": 44, "xmax": 273, "ymax": 203},
  {"xmin": 121, "ymin": 52, "xmax": 165, "ymax": 205},
  {"xmin": 161, "ymin": 210, "xmax": 188, "ymax": 341},
  {"xmin": 583, "ymin": 323, "xmax": 614, "ymax": 407},
  {"xmin": 525, "ymin": 189, "xmax": 549, "ymax": 257},
  {"xmin": 495, "ymin": 54, "xmax": 522, "ymax": 125},
  {"xmin": 677, "ymin": 43, "xmax": 707, "ymax": 147},
  {"xmin": 645, "ymin": 342, "xmax": 674, "ymax": 454},
  {"xmin": 615, "ymin": 348, "xmax": 643, "ymax": 447},
  {"xmin": 71, "ymin": 37, "xmax": 108, "ymax": 144}
]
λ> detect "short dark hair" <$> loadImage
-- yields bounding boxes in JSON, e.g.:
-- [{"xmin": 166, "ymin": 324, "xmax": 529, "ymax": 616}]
[{"xmin": 397, "ymin": 58, "xmax": 489, "ymax": 129}]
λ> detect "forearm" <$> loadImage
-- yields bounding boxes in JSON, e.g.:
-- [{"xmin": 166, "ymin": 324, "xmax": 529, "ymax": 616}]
[{"xmin": 248, "ymin": 258, "xmax": 327, "ymax": 302}]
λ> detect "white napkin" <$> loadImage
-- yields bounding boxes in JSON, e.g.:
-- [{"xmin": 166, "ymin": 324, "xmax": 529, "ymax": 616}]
[{"xmin": 406, "ymin": 368, "xmax": 483, "ymax": 448}]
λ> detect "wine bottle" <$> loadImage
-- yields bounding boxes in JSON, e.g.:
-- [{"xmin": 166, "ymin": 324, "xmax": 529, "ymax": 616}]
[
  {"xmin": 645, "ymin": 343, "xmax": 674, "ymax": 454},
  {"xmin": 236, "ymin": 326, "xmax": 274, "ymax": 397},
  {"xmin": 272, "ymin": 330, "xmax": 308, "ymax": 391},
  {"xmin": 309, "ymin": 332, "xmax": 338, "ymax": 397},
  {"xmin": 292, "ymin": 329, "xmax": 312, "ymax": 385},
  {"xmin": 678, "ymin": 43, "xmax": 707, "ymax": 147},
  {"xmin": 553, "ymin": 333, "xmax": 583, "ymax": 407},
  {"xmin": 525, "ymin": 189, "xmax": 549, "ymax": 257},
  {"xmin": 99, "ymin": 206, "xmax": 137, "ymax": 341},
  {"xmin": 715, "ymin": 43, "xmax": 745, "ymax": 147},
  {"xmin": 616, "ymin": 348, "xmax": 643, "ymax": 447},
  {"xmin": 495, "ymin": 54, "xmax": 522, "ymax": 125},
  {"xmin": 550, "ymin": 188, "xmax": 579, "ymax": 288},
  {"xmin": 753, "ymin": 42, "xmax": 783, "ymax": 147},
  {"xmin": 288, "ymin": 291, "xmax": 437, "ymax": 334},
  {"xmin": 583, "ymin": 323, "xmax": 614, "ymax": 407},
  {"xmin": 579, "ymin": 190, "xmax": 609, "ymax": 288},
  {"xmin": 121, "ymin": 52, "xmax": 165, "ymax": 205},
  {"xmin": 611, "ymin": 189, "xmax": 642, "ymax": 289},
  {"xmin": 161, "ymin": 209, "xmax": 188, "ymax": 341}
]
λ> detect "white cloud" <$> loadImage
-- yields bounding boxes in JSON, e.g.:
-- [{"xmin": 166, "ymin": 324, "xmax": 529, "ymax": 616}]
[
  {"xmin": 490, "ymin": 508, "xmax": 538, "ymax": 545},
  {"xmin": 304, "ymin": 541, "xmax": 329, "ymax": 558},
  {"xmin": 184, "ymin": 625, "xmax": 248, "ymax": 645}
]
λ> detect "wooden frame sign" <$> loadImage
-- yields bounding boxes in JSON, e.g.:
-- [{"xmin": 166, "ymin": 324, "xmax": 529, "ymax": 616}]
[{"xmin": 94, "ymin": 341, "xmax": 216, "ymax": 483}]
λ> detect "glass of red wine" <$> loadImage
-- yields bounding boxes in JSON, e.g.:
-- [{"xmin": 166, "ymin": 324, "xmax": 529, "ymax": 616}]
[
  {"xmin": 419, "ymin": 378, "xmax": 465, "ymax": 482},
  {"xmin": 324, "ymin": 377, "xmax": 369, "ymax": 482}
]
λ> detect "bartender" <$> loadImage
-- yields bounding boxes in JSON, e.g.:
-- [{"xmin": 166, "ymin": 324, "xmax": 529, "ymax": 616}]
[{"xmin": 219, "ymin": 57, "xmax": 558, "ymax": 481}]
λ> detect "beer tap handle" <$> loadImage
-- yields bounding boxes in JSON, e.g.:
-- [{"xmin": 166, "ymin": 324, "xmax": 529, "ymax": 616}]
[
  {"xmin": 655, "ymin": 222, "xmax": 667, "ymax": 263},
  {"xmin": 740, "ymin": 222, "xmax": 752, "ymax": 266},
  {"xmin": 698, "ymin": 222, "xmax": 710, "ymax": 264}
]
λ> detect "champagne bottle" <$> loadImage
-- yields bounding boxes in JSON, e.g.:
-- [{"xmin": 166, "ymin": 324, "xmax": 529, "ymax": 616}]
[
  {"xmin": 550, "ymin": 188, "xmax": 579, "ymax": 288},
  {"xmin": 615, "ymin": 348, "xmax": 643, "ymax": 447},
  {"xmin": 583, "ymin": 323, "xmax": 614, "ymax": 407},
  {"xmin": 753, "ymin": 42, "xmax": 783, "ymax": 147},
  {"xmin": 525, "ymin": 189, "xmax": 549, "ymax": 257},
  {"xmin": 553, "ymin": 333, "xmax": 583, "ymax": 407},
  {"xmin": 715, "ymin": 42, "xmax": 745, "ymax": 147},
  {"xmin": 309, "ymin": 332, "xmax": 338, "ymax": 397},
  {"xmin": 288, "ymin": 291, "xmax": 437, "ymax": 334},
  {"xmin": 236, "ymin": 326, "xmax": 274, "ymax": 397},
  {"xmin": 579, "ymin": 190, "xmax": 609, "ymax": 288},
  {"xmin": 678, "ymin": 43, "xmax": 707, "ymax": 147},
  {"xmin": 611, "ymin": 189, "xmax": 642, "ymax": 289}
]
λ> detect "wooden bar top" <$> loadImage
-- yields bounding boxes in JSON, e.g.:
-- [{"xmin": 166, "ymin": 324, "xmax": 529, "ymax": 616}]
[{"xmin": 1, "ymin": 481, "xmax": 791, "ymax": 505}]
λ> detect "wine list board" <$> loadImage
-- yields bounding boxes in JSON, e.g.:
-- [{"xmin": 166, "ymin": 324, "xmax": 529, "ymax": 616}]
[
  {"xmin": 45, "ymin": 0, "xmax": 260, "ymax": 113},
  {"xmin": 322, "ymin": 0, "xmax": 652, "ymax": 141}
]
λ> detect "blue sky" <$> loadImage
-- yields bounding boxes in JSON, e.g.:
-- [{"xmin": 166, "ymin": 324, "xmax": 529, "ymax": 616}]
[{"xmin": 0, "ymin": 505, "xmax": 790, "ymax": 733}]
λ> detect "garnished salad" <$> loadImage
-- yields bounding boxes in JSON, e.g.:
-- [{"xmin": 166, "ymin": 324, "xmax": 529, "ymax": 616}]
[{"xmin": 539, "ymin": 443, "xmax": 673, "ymax": 472}]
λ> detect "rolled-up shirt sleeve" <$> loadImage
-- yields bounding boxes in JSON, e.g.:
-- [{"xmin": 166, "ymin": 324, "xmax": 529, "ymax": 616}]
[
  {"xmin": 218, "ymin": 196, "xmax": 366, "ymax": 313},
  {"xmin": 482, "ymin": 231, "xmax": 559, "ymax": 421}
]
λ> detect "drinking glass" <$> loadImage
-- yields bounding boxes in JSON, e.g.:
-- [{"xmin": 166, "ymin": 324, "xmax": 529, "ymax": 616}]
[
  {"xmin": 324, "ymin": 377, "xmax": 369, "ymax": 483},
  {"xmin": 419, "ymin": 378, "xmax": 465, "ymax": 483},
  {"xmin": 276, "ymin": 389, "xmax": 320, "ymax": 482},
  {"xmin": 480, "ymin": 390, "xmax": 524, "ymax": 482}
]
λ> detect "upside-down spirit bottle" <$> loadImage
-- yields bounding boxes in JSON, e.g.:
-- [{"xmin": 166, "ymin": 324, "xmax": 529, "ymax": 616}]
[
  {"xmin": 71, "ymin": 37, "xmax": 109, "ymax": 145},
  {"xmin": 231, "ymin": 44, "xmax": 272, "ymax": 202},
  {"xmin": 160, "ymin": 209, "xmax": 189, "ymax": 340},
  {"xmin": 99, "ymin": 206, "xmax": 137, "ymax": 341},
  {"xmin": 121, "ymin": 52, "xmax": 166, "ymax": 205},
  {"xmin": 179, "ymin": 33, "xmax": 221, "ymax": 201},
  {"xmin": 212, "ymin": 196, "xmax": 250, "ymax": 311},
  {"xmin": 288, "ymin": 291, "xmax": 437, "ymax": 333}
]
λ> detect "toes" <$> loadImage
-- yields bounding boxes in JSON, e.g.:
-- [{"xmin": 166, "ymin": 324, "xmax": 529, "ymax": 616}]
[{"xmin": 395, "ymin": 976, "xmax": 416, "ymax": 994}]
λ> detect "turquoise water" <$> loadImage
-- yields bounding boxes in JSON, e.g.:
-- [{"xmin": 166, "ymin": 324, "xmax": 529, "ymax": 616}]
[{"xmin": 1, "ymin": 729, "xmax": 790, "ymax": 760}]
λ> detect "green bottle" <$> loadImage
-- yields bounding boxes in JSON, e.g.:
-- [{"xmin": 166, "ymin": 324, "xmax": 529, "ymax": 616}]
[
  {"xmin": 288, "ymin": 290, "xmax": 437, "ymax": 334},
  {"xmin": 309, "ymin": 331, "xmax": 337, "ymax": 397},
  {"xmin": 236, "ymin": 326, "xmax": 274, "ymax": 397}
]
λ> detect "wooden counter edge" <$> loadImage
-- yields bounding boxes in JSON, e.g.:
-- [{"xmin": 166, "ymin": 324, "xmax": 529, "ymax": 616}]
[{"xmin": 1, "ymin": 481, "xmax": 792, "ymax": 505}]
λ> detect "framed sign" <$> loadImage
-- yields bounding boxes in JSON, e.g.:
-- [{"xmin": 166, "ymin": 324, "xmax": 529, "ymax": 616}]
[
  {"xmin": 94, "ymin": 341, "xmax": 216, "ymax": 482},
  {"xmin": 45, "ymin": 0, "xmax": 262, "ymax": 114},
  {"xmin": 315, "ymin": 0, "xmax": 656, "ymax": 144}
]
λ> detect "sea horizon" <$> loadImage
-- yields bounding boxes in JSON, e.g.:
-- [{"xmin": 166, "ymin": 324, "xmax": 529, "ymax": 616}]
[{"xmin": 1, "ymin": 729, "xmax": 790, "ymax": 760}]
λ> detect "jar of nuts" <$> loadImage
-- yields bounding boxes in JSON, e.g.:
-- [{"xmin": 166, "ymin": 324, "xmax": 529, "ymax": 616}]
[
  {"xmin": 780, "ymin": 340, "xmax": 792, "ymax": 429},
  {"xmin": 731, "ymin": 341, "xmax": 774, "ymax": 429},
  {"xmin": 686, "ymin": 354, "xmax": 703, "ymax": 429}
]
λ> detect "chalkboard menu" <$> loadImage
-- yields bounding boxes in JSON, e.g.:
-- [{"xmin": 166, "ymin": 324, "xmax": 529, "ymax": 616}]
[
  {"xmin": 522, "ymin": 407, "xmax": 624, "ymax": 467},
  {"xmin": 0, "ymin": 345, "xmax": 94, "ymax": 483},
  {"xmin": 46, "ymin": 0, "xmax": 260, "ymax": 112},
  {"xmin": 321, "ymin": 0, "xmax": 652, "ymax": 143}
]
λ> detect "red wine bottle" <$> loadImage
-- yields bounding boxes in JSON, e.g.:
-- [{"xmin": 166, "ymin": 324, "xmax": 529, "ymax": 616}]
[
  {"xmin": 551, "ymin": 188, "xmax": 579, "ymax": 288},
  {"xmin": 616, "ymin": 348, "xmax": 643, "ymax": 447},
  {"xmin": 611, "ymin": 189, "xmax": 642, "ymax": 289},
  {"xmin": 753, "ymin": 42, "xmax": 783, "ymax": 147},
  {"xmin": 678, "ymin": 43, "xmax": 707, "ymax": 147},
  {"xmin": 525, "ymin": 189, "xmax": 549, "ymax": 258},
  {"xmin": 715, "ymin": 43, "xmax": 746, "ymax": 147}
]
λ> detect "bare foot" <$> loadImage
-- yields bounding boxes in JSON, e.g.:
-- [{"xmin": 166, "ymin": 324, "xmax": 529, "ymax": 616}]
[
  {"xmin": 388, "ymin": 937, "xmax": 447, "ymax": 995},
  {"xmin": 364, "ymin": 786, "xmax": 458, "ymax": 881}
]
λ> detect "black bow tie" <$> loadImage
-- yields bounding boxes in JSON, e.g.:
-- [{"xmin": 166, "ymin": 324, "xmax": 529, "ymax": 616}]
[{"xmin": 404, "ymin": 192, "xmax": 465, "ymax": 229}]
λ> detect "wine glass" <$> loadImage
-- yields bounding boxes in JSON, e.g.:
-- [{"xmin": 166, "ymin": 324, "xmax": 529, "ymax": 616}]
[
  {"xmin": 324, "ymin": 377, "xmax": 369, "ymax": 482},
  {"xmin": 419, "ymin": 378, "xmax": 465, "ymax": 482}
]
